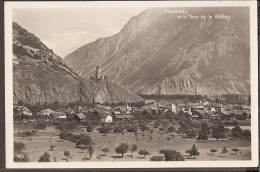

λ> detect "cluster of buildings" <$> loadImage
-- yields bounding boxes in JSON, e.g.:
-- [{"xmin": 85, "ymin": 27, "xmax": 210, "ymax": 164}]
[
  {"xmin": 14, "ymin": 99, "xmax": 251, "ymax": 123},
  {"xmin": 145, "ymin": 100, "xmax": 251, "ymax": 121}
]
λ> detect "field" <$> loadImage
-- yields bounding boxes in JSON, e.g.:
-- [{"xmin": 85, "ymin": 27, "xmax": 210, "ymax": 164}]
[{"xmin": 14, "ymin": 124, "xmax": 251, "ymax": 162}]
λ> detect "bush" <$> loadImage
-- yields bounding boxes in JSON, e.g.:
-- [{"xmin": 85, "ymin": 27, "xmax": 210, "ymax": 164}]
[
  {"xmin": 150, "ymin": 156, "xmax": 164, "ymax": 161},
  {"xmin": 231, "ymin": 125, "xmax": 243, "ymax": 138},
  {"xmin": 102, "ymin": 148, "xmax": 109, "ymax": 155},
  {"xmin": 167, "ymin": 126, "xmax": 175, "ymax": 133},
  {"xmin": 159, "ymin": 149, "xmax": 184, "ymax": 161},
  {"xmin": 59, "ymin": 131, "xmax": 69, "ymax": 141},
  {"xmin": 138, "ymin": 149, "xmax": 150, "ymax": 158},
  {"xmin": 140, "ymin": 124, "xmax": 149, "ymax": 132},
  {"xmin": 126, "ymin": 125, "xmax": 137, "ymax": 132},
  {"xmin": 242, "ymin": 129, "xmax": 251, "ymax": 140},
  {"xmin": 13, "ymin": 141, "xmax": 29, "ymax": 162},
  {"xmin": 221, "ymin": 146, "xmax": 228, "ymax": 154},
  {"xmin": 99, "ymin": 126, "xmax": 112, "ymax": 133},
  {"xmin": 14, "ymin": 142, "xmax": 25, "ymax": 152},
  {"xmin": 224, "ymin": 120, "xmax": 239, "ymax": 126},
  {"xmin": 34, "ymin": 119, "xmax": 48, "ymax": 129},
  {"xmin": 50, "ymin": 145, "xmax": 56, "ymax": 151},
  {"xmin": 231, "ymin": 148, "xmax": 239, "ymax": 155},
  {"xmin": 38, "ymin": 152, "xmax": 51, "ymax": 162},
  {"xmin": 114, "ymin": 125, "xmax": 124, "ymax": 133}
]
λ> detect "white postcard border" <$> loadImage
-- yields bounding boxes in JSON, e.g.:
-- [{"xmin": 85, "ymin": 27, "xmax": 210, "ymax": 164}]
[{"xmin": 5, "ymin": 1, "xmax": 258, "ymax": 168}]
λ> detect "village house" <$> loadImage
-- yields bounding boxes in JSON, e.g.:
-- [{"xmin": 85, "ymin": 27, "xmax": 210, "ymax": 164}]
[
  {"xmin": 114, "ymin": 115, "xmax": 133, "ymax": 121},
  {"xmin": 192, "ymin": 110, "xmax": 210, "ymax": 120},
  {"xmin": 222, "ymin": 110, "xmax": 234, "ymax": 120},
  {"xmin": 233, "ymin": 110, "xmax": 248, "ymax": 120},
  {"xmin": 100, "ymin": 113, "xmax": 113, "ymax": 123},
  {"xmin": 73, "ymin": 113, "xmax": 86, "ymax": 122},
  {"xmin": 172, "ymin": 104, "xmax": 177, "ymax": 113},
  {"xmin": 39, "ymin": 109, "xmax": 54, "ymax": 116},
  {"xmin": 14, "ymin": 106, "xmax": 33, "ymax": 116},
  {"xmin": 64, "ymin": 108, "xmax": 75, "ymax": 115},
  {"xmin": 54, "ymin": 111, "xmax": 67, "ymax": 119},
  {"xmin": 181, "ymin": 106, "xmax": 192, "ymax": 115},
  {"xmin": 112, "ymin": 111, "xmax": 121, "ymax": 115},
  {"xmin": 145, "ymin": 99, "xmax": 156, "ymax": 105}
]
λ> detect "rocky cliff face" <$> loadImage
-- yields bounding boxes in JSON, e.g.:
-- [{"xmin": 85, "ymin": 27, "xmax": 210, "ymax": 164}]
[
  {"xmin": 13, "ymin": 22, "xmax": 142, "ymax": 105},
  {"xmin": 64, "ymin": 7, "xmax": 250, "ymax": 95}
]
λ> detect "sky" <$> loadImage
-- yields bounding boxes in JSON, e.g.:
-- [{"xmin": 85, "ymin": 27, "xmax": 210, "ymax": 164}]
[{"xmin": 13, "ymin": 8, "xmax": 147, "ymax": 58}]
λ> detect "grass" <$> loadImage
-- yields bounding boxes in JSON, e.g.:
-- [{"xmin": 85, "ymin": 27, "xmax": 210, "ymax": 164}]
[{"xmin": 14, "ymin": 125, "xmax": 251, "ymax": 162}]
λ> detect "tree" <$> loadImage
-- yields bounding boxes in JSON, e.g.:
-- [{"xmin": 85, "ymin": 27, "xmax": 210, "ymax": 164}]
[
  {"xmin": 59, "ymin": 131, "xmax": 68, "ymax": 141},
  {"xmin": 99, "ymin": 126, "xmax": 111, "ymax": 133},
  {"xmin": 150, "ymin": 156, "xmax": 164, "ymax": 161},
  {"xmin": 14, "ymin": 142, "xmax": 29, "ymax": 162},
  {"xmin": 185, "ymin": 144, "xmax": 200, "ymax": 159},
  {"xmin": 14, "ymin": 142, "xmax": 25, "ymax": 152},
  {"xmin": 140, "ymin": 124, "xmax": 149, "ymax": 132},
  {"xmin": 102, "ymin": 148, "xmax": 109, "ymax": 155},
  {"xmin": 129, "ymin": 144, "xmax": 137, "ymax": 158},
  {"xmin": 50, "ymin": 145, "xmax": 56, "ymax": 151},
  {"xmin": 18, "ymin": 100, "xmax": 24, "ymax": 106},
  {"xmin": 88, "ymin": 145, "xmax": 94, "ymax": 159},
  {"xmin": 231, "ymin": 148, "xmax": 239, "ymax": 155},
  {"xmin": 138, "ymin": 149, "xmax": 150, "ymax": 158},
  {"xmin": 56, "ymin": 122, "xmax": 68, "ymax": 132},
  {"xmin": 222, "ymin": 146, "xmax": 228, "ymax": 154},
  {"xmin": 64, "ymin": 150, "xmax": 70, "ymax": 162},
  {"xmin": 231, "ymin": 125, "xmax": 243, "ymax": 139},
  {"xmin": 185, "ymin": 128, "xmax": 197, "ymax": 138},
  {"xmin": 115, "ymin": 143, "xmax": 129, "ymax": 157},
  {"xmin": 210, "ymin": 149, "xmax": 218, "ymax": 155},
  {"xmin": 67, "ymin": 121, "xmax": 78, "ymax": 131},
  {"xmin": 126, "ymin": 125, "xmax": 137, "ymax": 132},
  {"xmin": 34, "ymin": 119, "xmax": 47, "ymax": 129},
  {"xmin": 159, "ymin": 127, "xmax": 165, "ymax": 132},
  {"xmin": 197, "ymin": 121, "xmax": 210, "ymax": 141},
  {"xmin": 167, "ymin": 126, "xmax": 175, "ymax": 133},
  {"xmin": 212, "ymin": 122, "xmax": 226, "ymax": 140},
  {"xmin": 24, "ymin": 131, "xmax": 33, "ymax": 140},
  {"xmin": 114, "ymin": 125, "xmax": 124, "ymax": 133},
  {"xmin": 242, "ymin": 129, "xmax": 251, "ymax": 140},
  {"xmin": 76, "ymin": 135, "xmax": 94, "ymax": 153},
  {"xmin": 87, "ymin": 125, "xmax": 93, "ymax": 134},
  {"xmin": 159, "ymin": 149, "xmax": 184, "ymax": 161},
  {"xmin": 38, "ymin": 152, "xmax": 51, "ymax": 162}
]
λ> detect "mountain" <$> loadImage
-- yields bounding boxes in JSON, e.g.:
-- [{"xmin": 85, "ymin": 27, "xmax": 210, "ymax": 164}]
[
  {"xmin": 13, "ymin": 22, "xmax": 142, "ymax": 105},
  {"xmin": 64, "ymin": 7, "xmax": 250, "ymax": 95}
]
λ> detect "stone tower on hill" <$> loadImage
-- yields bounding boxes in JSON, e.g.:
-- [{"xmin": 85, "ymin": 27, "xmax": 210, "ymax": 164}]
[{"xmin": 95, "ymin": 65, "xmax": 101, "ymax": 80}]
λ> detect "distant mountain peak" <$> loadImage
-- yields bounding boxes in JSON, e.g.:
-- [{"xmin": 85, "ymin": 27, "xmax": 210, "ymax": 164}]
[{"xmin": 64, "ymin": 8, "xmax": 250, "ymax": 95}]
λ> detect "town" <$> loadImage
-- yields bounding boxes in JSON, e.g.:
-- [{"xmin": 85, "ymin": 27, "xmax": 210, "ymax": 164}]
[{"xmin": 13, "ymin": 93, "xmax": 251, "ymax": 162}]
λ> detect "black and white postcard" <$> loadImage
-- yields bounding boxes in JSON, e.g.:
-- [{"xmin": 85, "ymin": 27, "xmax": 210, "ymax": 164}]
[{"xmin": 4, "ymin": 1, "xmax": 258, "ymax": 168}]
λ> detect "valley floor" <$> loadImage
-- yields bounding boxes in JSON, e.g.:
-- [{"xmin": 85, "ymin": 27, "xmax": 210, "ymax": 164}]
[{"xmin": 14, "ymin": 125, "xmax": 251, "ymax": 162}]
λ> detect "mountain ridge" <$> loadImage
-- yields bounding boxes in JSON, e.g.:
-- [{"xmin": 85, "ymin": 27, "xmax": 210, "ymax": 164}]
[
  {"xmin": 64, "ymin": 7, "xmax": 250, "ymax": 95},
  {"xmin": 13, "ymin": 22, "xmax": 142, "ymax": 105}
]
